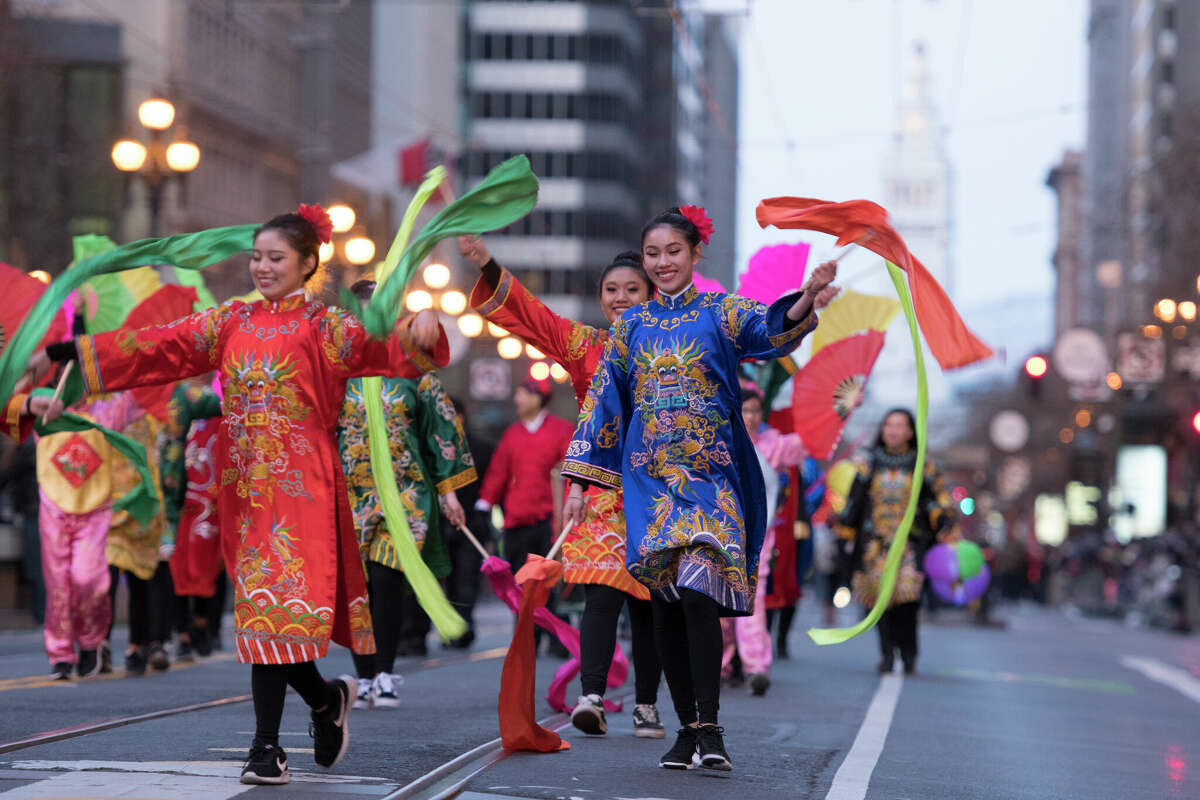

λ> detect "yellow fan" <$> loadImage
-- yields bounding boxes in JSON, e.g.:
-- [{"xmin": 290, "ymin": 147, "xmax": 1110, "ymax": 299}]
[
  {"xmin": 229, "ymin": 288, "xmax": 264, "ymax": 304},
  {"xmin": 812, "ymin": 289, "xmax": 902, "ymax": 356}
]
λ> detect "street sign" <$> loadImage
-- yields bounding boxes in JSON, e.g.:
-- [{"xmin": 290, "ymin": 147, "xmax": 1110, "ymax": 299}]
[
  {"xmin": 1053, "ymin": 328, "xmax": 1107, "ymax": 383},
  {"xmin": 1116, "ymin": 332, "xmax": 1165, "ymax": 383},
  {"xmin": 469, "ymin": 358, "xmax": 511, "ymax": 401}
]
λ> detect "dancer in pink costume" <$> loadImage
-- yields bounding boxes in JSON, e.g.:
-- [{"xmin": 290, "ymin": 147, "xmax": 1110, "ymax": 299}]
[
  {"xmin": 37, "ymin": 391, "xmax": 143, "ymax": 679},
  {"xmin": 720, "ymin": 387, "xmax": 808, "ymax": 696}
]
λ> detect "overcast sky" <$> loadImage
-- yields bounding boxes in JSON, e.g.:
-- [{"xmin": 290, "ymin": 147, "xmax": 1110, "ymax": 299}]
[{"xmin": 735, "ymin": 0, "xmax": 1088, "ymax": 312}]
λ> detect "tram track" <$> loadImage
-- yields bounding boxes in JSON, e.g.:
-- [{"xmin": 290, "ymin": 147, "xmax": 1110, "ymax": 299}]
[{"xmin": 0, "ymin": 645, "xmax": 508, "ymax": 756}]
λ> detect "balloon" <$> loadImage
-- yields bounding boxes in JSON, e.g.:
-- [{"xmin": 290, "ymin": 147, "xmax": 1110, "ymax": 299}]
[
  {"xmin": 826, "ymin": 460, "xmax": 857, "ymax": 498},
  {"xmin": 955, "ymin": 540, "xmax": 985, "ymax": 579},
  {"xmin": 923, "ymin": 543, "xmax": 959, "ymax": 583},
  {"xmin": 929, "ymin": 564, "xmax": 990, "ymax": 605}
]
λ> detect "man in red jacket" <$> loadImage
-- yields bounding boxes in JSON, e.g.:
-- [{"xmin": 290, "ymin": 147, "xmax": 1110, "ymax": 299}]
[{"xmin": 476, "ymin": 378, "xmax": 573, "ymax": 575}]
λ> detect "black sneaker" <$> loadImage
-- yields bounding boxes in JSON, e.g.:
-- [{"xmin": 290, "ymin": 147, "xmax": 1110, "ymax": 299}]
[
  {"xmin": 240, "ymin": 740, "xmax": 290, "ymax": 785},
  {"xmin": 570, "ymin": 693, "xmax": 607, "ymax": 735},
  {"xmin": 77, "ymin": 649, "xmax": 100, "ymax": 678},
  {"xmin": 99, "ymin": 642, "xmax": 112, "ymax": 674},
  {"xmin": 748, "ymin": 672, "xmax": 770, "ymax": 697},
  {"xmin": 659, "ymin": 726, "xmax": 698, "ymax": 770},
  {"xmin": 147, "ymin": 643, "xmax": 170, "ymax": 671},
  {"xmin": 49, "ymin": 662, "xmax": 72, "ymax": 681},
  {"xmin": 125, "ymin": 649, "xmax": 147, "ymax": 676},
  {"xmin": 191, "ymin": 625, "xmax": 213, "ymax": 657},
  {"xmin": 310, "ymin": 675, "xmax": 354, "ymax": 768},
  {"xmin": 696, "ymin": 725, "xmax": 732, "ymax": 771}
]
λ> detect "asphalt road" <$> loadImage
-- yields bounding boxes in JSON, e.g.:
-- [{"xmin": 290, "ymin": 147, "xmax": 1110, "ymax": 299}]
[{"xmin": 0, "ymin": 599, "xmax": 1197, "ymax": 799}]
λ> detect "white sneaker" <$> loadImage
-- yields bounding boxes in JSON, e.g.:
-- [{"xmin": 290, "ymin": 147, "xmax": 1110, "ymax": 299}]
[
  {"xmin": 570, "ymin": 693, "xmax": 607, "ymax": 735},
  {"xmin": 353, "ymin": 678, "xmax": 371, "ymax": 710},
  {"xmin": 369, "ymin": 672, "xmax": 401, "ymax": 708}
]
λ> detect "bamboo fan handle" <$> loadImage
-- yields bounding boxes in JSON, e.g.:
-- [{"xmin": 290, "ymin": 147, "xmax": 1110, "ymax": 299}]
[
  {"xmin": 42, "ymin": 362, "xmax": 73, "ymax": 424},
  {"xmin": 545, "ymin": 520, "xmax": 575, "ymax": 561},
  {"xmin": 456, "ymin": 524, "xmax": 489, "ymax": 560}
]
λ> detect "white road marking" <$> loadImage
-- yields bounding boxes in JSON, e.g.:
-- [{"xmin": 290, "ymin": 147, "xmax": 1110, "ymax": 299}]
[
  {"xmin": 823, "ymin": 674, "xmax": 904, "ymax": 800},
  {"xmin": 1121, "ymin": 655, "xmax": 1200, "ymax": 704}
]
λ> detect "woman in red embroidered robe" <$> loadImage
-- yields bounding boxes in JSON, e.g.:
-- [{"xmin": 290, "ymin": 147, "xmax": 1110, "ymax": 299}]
[
  {"xmin": 27, "ymin": 207, "xmax": 447, "ymax": 785},
  {"xmin": 460, "ymin": 236, "xmax": 665, "ymax": 739}
]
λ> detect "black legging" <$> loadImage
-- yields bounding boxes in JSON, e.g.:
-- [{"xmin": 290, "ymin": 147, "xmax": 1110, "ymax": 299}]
[
  {"xmin": 108, "ymin": 566, "xmax": 148, "ymax": 647},
  {"xmin": 251, "ymin": 661, "xmax": 336, "ymax": 746},
  {"xmin": 651, "ymin": 588, "xmax": 723, "ymax": 726},
  {"xmin": 351, "ymin": 560, "xmax": 422, "ymax": 679},
  {"xmin": 579, "ymin": 584, "xmax": 661, "ymax": 705},
  {"xmin": 877, "ymin": 601, "xmax": 919, "ymax": 665},
  {"xmin": 766, "ymin": 603, "xmax": 797, "ymax": 652}
]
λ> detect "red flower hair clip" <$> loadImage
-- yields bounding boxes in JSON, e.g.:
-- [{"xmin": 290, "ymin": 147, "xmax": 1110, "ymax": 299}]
[
  {"xmin": 297, "ymin": 203, "xmax": 333, "ymax": 244},
  {"xmin": 679, "ymin": 204, "xmax": 714, "ymax": 244}
]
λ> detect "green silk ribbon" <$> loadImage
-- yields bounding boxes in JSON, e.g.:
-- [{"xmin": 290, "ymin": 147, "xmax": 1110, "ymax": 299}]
[
  {"xmin": 30, "ymin": 388, "xmax": 160, "ymax": 527},
  {"xmin": 361, "ymin": 155, "xmax": 539, "ymax": 338},
  {"xmin": 361, "ymin": 167, "xmax": 468, "ymax": 641},
  {"xmin": 807, "ymin": 262, "xmax": 928, "ymax": 645},
  {"xmin": 0, "ymin": 226, "xmax": 256, "ymax": 413}
]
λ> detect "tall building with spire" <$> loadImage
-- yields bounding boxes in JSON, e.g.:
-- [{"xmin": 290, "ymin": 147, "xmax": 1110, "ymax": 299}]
[
  {"xmin": 855, "ymin": 42, "xmax": 957, "ymax": 440},
  {"xmin": 882, "ymin": 43, "xmax": 953, "ymax": 295}
]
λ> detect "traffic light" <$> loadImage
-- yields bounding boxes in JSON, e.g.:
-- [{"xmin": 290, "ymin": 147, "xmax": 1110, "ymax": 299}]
[
  {"xmin": 1023, "ymin": 354, "xmax": 1048, "ymax": 401},
  {"xmin": 1192, "ymin": 411, "xmax": 1200, "ymax": 435}
]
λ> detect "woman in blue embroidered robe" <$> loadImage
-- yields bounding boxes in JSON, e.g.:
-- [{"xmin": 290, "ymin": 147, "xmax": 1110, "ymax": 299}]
[{"xmin": 561, "ymin": 206, "xmax": 838, "ymax": 772}]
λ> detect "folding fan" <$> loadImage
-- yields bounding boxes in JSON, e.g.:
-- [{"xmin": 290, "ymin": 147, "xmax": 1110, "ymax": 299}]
[
  {"xmin": 0, "ymin": 264, "xmax": 67, "ymax": 371},
  {"xmin": 811, "ymin": 288, "xmax": 901, "ymax": 356},
  {"xmin": 80, "ymin": 266, "xmax": 164, "ymax": 334},
  {"xmin": 736, "ymin": 242, "xmax": 811, "ymax": 304},
  {"xmin": 791, "ymin": 330, "xmax": 885, "ymax": 459},
  {"xmin": 691, "ymin": 271, "xmax": 727, "ymax": 293},
  {"xmin": 122, "ymin": 285, "xmax": 200, "ymax": 421}
]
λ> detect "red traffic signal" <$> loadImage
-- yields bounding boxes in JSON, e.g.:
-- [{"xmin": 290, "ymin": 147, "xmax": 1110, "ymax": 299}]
[
  {"xmin": 1192, "ymin": 411, "xmax": 1200, "ymax": 435},
  {"xmin": 1025, "ymin": 355, "xmax": 1048, "ymax": 379}
]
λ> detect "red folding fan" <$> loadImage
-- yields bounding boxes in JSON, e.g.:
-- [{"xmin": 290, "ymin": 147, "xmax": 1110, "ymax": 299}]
[
  {"xmin": 790, "ymin": 330, "xmax": 885, "ymax": 459},
  {"xmin": 122, "ymin": 285, "xmax": 200, "ymax": 421}
]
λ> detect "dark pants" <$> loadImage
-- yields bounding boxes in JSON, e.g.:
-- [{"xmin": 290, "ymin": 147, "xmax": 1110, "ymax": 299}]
[
  {"xmin": 580, "ymin": 584, "xmax": 661, "ymax": 705},
  {"xmin": 251, "ymin": 661, "xmax": 335, "ymax": 745},
  {"xmin": 652, "ymin": 588, "xmax": 723, "ymax": 726},
  {"xmin": 504, "ymin": 519, "xmax": 558, "ymax": 645},
  {"xmin": 877, "ymin": 601, "xmax": 919, "ymax": 667},
  {"xmin": 766, "ymin": 604, "xmax": 797, "ymax": 656},
  {"xmin": 147, "ymin": 561, "xmax": 174, "ymax": 645},
  {"xmin": 445, "ymin": 525, "xmax": 486, "ymax": 635},
  {"xmin": 352, "ymin": 560, "xmax": 427, "ymax": 679},
  {"xmin": 503, "ymin": 519, "xmax": 552, "ymax": 574},
  {"xmin": 108, "ymin": 566, "xmax": 148, "ymax": 647},
  {"xmin": 173, "ymin": 571, "xmax": 227, "ymax": 637},
  {"xmin": 20, "ymin": 513, "xmax": 45, "ymax": 624}
]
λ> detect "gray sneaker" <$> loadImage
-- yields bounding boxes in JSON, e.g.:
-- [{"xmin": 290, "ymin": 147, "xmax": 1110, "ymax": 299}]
[
  {"xmin": 570, "ymin": 693, "xmax": 607, "ymax": 735},
  {"xmin": 632, "ymin": 704, "xmax": 666, "ymax": 739}
]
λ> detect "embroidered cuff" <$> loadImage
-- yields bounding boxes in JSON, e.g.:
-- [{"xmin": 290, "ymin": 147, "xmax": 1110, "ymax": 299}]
[
  {"xmin": 561, "ymin": 459, "xmax": 622, "ymax": 491},
  {"xmin": 436, "ymin": 467, "xmax": 478, "ymax": 495},
  {"xmin": 767, "ymin": 292, "xmax": 818, "ymax": 350},
  {"xmin": 76, "ymin": 335, "xmax": 106, "ymax": 395},
  {"xmin": 471, "ymin": 260, "xmax": 515, "ymax": 319}
]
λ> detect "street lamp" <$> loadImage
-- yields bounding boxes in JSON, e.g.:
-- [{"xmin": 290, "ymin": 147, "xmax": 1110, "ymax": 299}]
[
  {"xmin": 343, "ymin": 233, "xmax": 376, "ymax": 266},
  {"xmin": 112, "ymin": 97, "xmax": 200, "ymax": 237}
]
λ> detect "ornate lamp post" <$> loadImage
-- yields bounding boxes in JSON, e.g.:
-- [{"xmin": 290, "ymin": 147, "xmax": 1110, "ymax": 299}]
[{"xmin": 111, "ymin": 97, "xmax": 200, "ymax": 237}]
